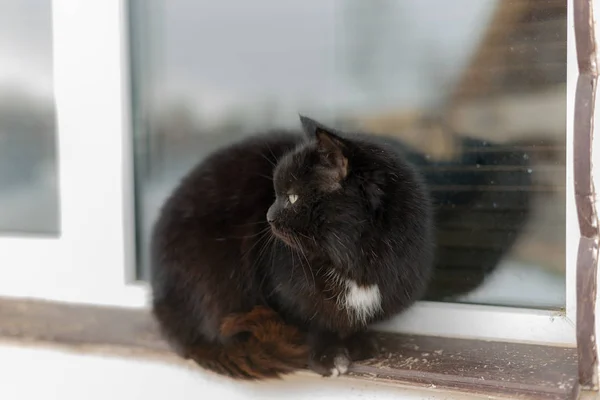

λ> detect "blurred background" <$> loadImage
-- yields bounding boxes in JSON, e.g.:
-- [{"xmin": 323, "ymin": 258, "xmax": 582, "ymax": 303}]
[
  {"xmin": 0, "ymin": 0, "xmax": 58, "ymax": 235},
  {"xmin": 0, "ymin": 0, "xmax": 567, "ymax": 310}
]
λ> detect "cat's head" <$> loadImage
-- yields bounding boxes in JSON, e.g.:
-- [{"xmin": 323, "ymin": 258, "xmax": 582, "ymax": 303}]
[{"xmin": 267, "ymin": 116, "xmax": 385, "ymax": 265}]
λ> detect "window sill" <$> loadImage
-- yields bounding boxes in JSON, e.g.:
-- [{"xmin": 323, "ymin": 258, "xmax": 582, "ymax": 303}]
[{"xmin": 0, "ymin": 297, "xmax": 579, "ymax": 400}]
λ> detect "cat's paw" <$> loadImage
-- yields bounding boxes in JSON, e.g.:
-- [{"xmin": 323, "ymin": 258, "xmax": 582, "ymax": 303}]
[
  {"xmin": 345, "ymin": 331, "xmax": 381, "ymax": 361},
  {"xmin": 329, "ymin": 352, "xmax": 351, "ymax": 377},
  {"xmin": 309, "ymin": 346, "xmax": 351, "ymax": 378}
]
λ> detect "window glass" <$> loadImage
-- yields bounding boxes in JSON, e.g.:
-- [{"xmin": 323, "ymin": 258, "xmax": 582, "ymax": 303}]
[
  {"xmin": 130, "ymin": 0, "xmax": 566, "ymax": 309},
  {"xmin": 0, "ymin": 0, "xmax": 59, "ymax": 235}
]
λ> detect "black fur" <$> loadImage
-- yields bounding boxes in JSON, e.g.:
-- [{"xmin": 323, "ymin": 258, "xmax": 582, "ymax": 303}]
[{"xmin": 150, "ymin": 115, "xmax": 434, "ymax": 379}]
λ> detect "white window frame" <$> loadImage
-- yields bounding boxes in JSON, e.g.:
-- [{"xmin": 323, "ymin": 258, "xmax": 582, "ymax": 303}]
[
  {"xmin": 0, "ymin": 0, "xmax": 586, "ymax": 348},
  {"xmin": 0, "ymin": 0, "xmax": 145, "ymax": 307}
]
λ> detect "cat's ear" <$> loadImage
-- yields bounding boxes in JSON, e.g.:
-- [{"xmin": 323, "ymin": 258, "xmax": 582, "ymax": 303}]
[
  {"xmin": 298, "ymin": 114, "xmax": 348, "ymax": 180},
  {"xmin": 298, "ymin": 114, "xmax": 320, "ymax": 138},
  {"xmin": 316, "ymin": 129, "xmax": 348, "ymax": 180},
  {"xmin": 298, "ymin": 115, "xmax": 340, "ymax": 139}
]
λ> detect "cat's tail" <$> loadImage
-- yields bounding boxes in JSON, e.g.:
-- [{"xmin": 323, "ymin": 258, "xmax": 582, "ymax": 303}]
[{"xmin": 186, "ymin": 306, "xmax": 309, "ymax": 380}]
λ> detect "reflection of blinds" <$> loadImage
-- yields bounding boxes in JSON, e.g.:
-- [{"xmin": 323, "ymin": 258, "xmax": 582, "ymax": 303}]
[
  {"xmin": 453, "ymin": 0, "xmax": 567, "ymax": 100},
  {"xmin": 412, "ymin": 0, "xmax": 568, "ymax": 303},
  {"xmin": 402, "ymin": 139, "xmax": 522, "ymax": 299},
  {"xmin": 418, "ymin": 138, "xmax": 564, "ymax": 301}
]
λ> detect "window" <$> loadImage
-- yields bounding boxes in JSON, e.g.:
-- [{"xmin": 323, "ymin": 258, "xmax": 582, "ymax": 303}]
[
  {"xmin": 129, "ymin": 0, "xmax": 573, "ymax": 344},
  {"xmin": 0, "ymin": 0, "xmax": 59, "ymax": 235},
  {"xmin": 0, "ymin": 1, "xmax": 144, "ymax": 306},
  {"xmin": 0, "ymin": 0, "xmax": 597, "ymax": 397}
]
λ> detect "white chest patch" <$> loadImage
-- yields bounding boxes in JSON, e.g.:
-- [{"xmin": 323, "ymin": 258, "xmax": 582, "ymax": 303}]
[{"xmin": 342, "ymin": 279, "xmax": 382, "ymax": 325}]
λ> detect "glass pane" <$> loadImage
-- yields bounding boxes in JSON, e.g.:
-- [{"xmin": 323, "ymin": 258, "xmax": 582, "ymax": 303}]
[
  {"xmin": 130, "ymin": 0, "xmax": 566, "ymax": 309},
  {"xmin": 0, "ymin": 0, "xmax": 59, "ymax": 235}
]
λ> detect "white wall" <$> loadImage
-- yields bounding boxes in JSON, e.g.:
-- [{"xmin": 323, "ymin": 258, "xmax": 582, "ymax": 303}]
[{"xmin": 0, "ymin": 344, "xmax": 487, "ymax": 400}]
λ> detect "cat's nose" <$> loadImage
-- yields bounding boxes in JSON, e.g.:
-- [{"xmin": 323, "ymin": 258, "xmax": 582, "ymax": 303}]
[{"xmin": 266, "ymin": 206, "xmax": 276, "ymax": 223}]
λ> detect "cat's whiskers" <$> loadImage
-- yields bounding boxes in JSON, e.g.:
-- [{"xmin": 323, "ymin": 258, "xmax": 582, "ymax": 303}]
[
  {"xmin": 257, "ymin": 151, "xmax": 277, "ymax": 168},
  {"xmin": 297, "ymin": 232, "xmax": 317, "ymax": 245},
  {"xmin": 256, "ymin": 234, "xmax": 276, "ymax": 291},
  {"xmin": 295, "ymin": 236, "xmax": 316, "ymax": 290},
  {"xmin": 229, "ymin": 226, "xmax": 272, "ymax": 240},
  {"xmin": 254, "ymin": 172, "xmax": 273, "ymax": 181},
  {"xmin": 265, "ymin": 143, "xmax": 278, "ymax": 165},
  {"xmin": 291, "ymin": 236, "xmax": 315, "ymax": 292},
  {"xmin": 288, "ymin": 240, "xmax": 299, "ymax": 288},
  {"xmin": 258, "ymin": 231, "xmax": 278, "ymax": 265},
  {"xmin": 240, "ymin": 227, "xmax": 272, "ymax": 263},
  {"xmin": 234, "ymin": 220, "xmax": 270, "ymax": 227},
  {"xmin": 290, "ymin": 239, "xmax": 307, "ymax": 289},
  {"xmin": 249, "ymin": 229, "xmax": 282, "ymax": 295},
  {"xmin": 277, "ymin": 232, "xmax": 301, "ymax": 288}
]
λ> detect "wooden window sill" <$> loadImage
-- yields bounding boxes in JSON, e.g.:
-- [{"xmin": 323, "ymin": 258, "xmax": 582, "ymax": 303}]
[{"xmin": 0, "ymin": 297, "xmax": 579, "ymax": 400}]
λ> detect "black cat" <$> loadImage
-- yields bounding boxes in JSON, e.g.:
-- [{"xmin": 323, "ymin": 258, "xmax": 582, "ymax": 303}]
[{"xmin": 150, "ymin": 115, "xmax": 435, "ymax": 379}]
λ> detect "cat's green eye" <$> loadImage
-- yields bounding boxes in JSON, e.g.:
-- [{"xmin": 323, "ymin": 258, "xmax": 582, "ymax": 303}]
[{"xmin": 288, "ymin": 194, "xmax": 298, "ymax": 204}]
